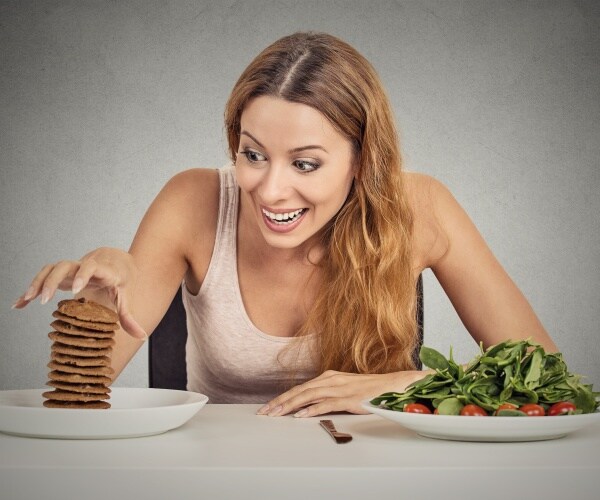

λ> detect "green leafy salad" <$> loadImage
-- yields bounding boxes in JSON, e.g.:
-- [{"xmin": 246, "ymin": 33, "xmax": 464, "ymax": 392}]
[{"xmin": 370, "ymin": 339, "xmax": 599, "ymax": 416}]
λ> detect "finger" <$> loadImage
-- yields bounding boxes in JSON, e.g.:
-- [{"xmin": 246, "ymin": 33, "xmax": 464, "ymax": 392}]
[
  {"xmin": 39, "ymin": 261, "xmax": 80, "ymax": 304},
  {"xmin": 294, "ymin": 397, "xmax": 345, "ymax": 418},
  {"xmin": 257, "ymin": 376, "xmax": 337, "ymax": 415},
  {"xmin": 70, "ymin": 258, "xmax": 103, "ymax": 294},
  {"xmin": 266, "ymin": 386, "xmax": 333, "ymax": 417},
  {"xmin": 19, "ymin": 264, "xmax": 56, "ymax": 304},
  {"xmin": 11, "ymin": 295, "xmax": 30, "ymax": 309},
  {"xmin": 115, "ymin": 288, "xmax": 148, "ymax": 340},
  {"xmin": 119, "ymin": 311, "xmax": 148, "ymax": 341},
  {"xmin": 265, "ymin": 373, "xmax": 366, "ymax": 416},
  {"xmin": 256, "ymin": 379, "xmax": 317, "ymax": 417},
  {"xmin": 294, "ymin": 397, "xmax": 370, "ymax": 418},
  {"xmin": 72, "ymin": 258, "xmax": 146, "ymax": 340},
  {"xmin": 75, "ymin": 255, "xmax": 127, "ymax": 291}
]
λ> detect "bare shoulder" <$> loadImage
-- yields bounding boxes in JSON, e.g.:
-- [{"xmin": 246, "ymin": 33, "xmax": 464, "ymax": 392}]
[
  {"xmin": 128, "ymin": 167, "xmax": 221, "ymax": 295},
  {"xmin": 402, "ymin": 171, "xmax": 451, "ymax": 270},
  {"xmin": 161, "ymin": 167, "xmax": 219, "ymax": 204},
  {"xmin": 131, "ymin": 167, "xmax": 220, "ymax": 261},
  {"xmin": 163, "ymin": 167, "xmax": 220, "ymax": 251},
  {"xmin": 161, "ymin": 168, "xmax": 219, "ymax": 219}
]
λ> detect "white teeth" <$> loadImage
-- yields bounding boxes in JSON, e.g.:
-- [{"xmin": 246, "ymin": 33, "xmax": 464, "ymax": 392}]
[{"xmin": 262, "ymin": 208, "xmax": 305, "ymax": 224}]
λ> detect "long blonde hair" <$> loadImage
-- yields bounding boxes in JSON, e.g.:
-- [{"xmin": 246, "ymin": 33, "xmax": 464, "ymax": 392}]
[{"xmin": 225, "ymin": 32, "xmax": 418, "ymax": 373}]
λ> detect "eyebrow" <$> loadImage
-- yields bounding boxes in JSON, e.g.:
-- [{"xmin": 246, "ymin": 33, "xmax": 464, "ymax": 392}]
[{"xmin": 240, "ymin": 130, "xmax": 329, "ymax": 154}]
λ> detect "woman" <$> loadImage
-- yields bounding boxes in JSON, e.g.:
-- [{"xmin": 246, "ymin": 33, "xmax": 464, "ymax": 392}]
[{"xmin": 13, "ymin": 32, "xmax": 557, "ymax": 417}]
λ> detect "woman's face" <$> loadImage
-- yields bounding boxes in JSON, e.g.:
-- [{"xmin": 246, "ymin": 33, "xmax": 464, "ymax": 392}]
[{"xmin": 235, "ymin": 95, "xmax": 355, "ymax": 252}]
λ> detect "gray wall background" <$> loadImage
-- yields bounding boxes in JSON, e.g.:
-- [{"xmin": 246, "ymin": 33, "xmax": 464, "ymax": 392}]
[{"xmin": 1, "ymin": 0, "xmax": 599, "ymax": 391}]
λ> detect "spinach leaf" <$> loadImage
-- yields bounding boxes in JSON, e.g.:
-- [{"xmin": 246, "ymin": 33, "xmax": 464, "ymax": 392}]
[{"xmin": 370, "ymin": 339, "xmax": 600, "ymax": 415}]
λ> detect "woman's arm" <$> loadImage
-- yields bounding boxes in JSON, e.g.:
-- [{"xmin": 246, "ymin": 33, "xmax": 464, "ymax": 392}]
[
  {"xmin": 101, "ymin": 170, "xmax": 200, "ymax": 378},
  {"xmin": 261, "ymin": 173, "xmax": 559, "ymax": 417},
  {"xmin": 14, "ymin": 168, "xmax": 219, "ymax": 381},
  {"xmin": 424, "ymin": 175, "xmax": 558, "ymax": 352}
]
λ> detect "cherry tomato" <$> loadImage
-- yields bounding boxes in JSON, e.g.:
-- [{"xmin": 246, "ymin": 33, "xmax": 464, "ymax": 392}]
[
  {"xmin": 495, "ymin": 403, "xmax": 518, "ymax": 416},
  {"xmin": 519, "ymin": 403, "xmax": 546, "ymax": 416},
  {"xmin": 548, "ymin": 401, "xmax": 576, "ymax": 416},
  {"xmin": 404, "ymin": 403, "xmax": 432, "ymax": 414},
  {"xmin": 460, "ymin": 404, "xmax": 488, "ymax": 416}
]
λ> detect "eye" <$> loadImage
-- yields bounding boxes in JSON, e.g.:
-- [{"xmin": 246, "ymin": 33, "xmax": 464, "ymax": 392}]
[
  {"xmin": 293, "ymin": 159, "xmax": 320, "ymax": 173},
  {"xmin": 238, "ymin": 149, "xmax": 267, "ymax": 163}
]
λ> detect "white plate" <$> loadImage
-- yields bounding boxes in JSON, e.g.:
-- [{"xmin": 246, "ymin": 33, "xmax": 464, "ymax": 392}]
[
  {"xmin": 362, "ymin": 401, "xmax": 600, "ymax": 442},
  {"xmin": 0, "ymin": 388, "xmax": 208, "ymax": 439}
]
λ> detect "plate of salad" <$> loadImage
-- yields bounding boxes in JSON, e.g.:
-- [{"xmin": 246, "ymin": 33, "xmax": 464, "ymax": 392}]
[{"xmin": 363, "ymin": 339, "xmax": 600, "ymax": 442}]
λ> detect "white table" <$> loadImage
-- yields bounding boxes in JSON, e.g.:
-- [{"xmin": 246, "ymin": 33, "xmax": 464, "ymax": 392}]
[{"xmin": 1, "ymin": 404, "xmax": 599, "ymax": 500}]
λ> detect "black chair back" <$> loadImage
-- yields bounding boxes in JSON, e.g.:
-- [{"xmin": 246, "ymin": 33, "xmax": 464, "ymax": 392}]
[{"xmin": 148, "ymin": 287, "xmax": 187, "ymax": 390}]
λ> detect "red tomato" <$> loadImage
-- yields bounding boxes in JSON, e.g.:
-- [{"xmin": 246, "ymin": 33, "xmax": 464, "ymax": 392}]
[
  {"xmin": 520, "ymin": 403, "xmax": 546, "ymax": 416},
  {"xmin": 548, "ymin": 401, "xmax": 576, "ymax": 416},
  {"xmin": 404, "ymin": 403, "xmax": 432, "ymax": 414},
  {"xmin": 460, "ymin": 404, "xmax": 488, "ymax": 416},
  {"xmin": 433, "ymin": 408, "xmax": 439, "ymax": 415},
  {"xmin": 495, "ymin": 403, "xmax": 518, "ymax": 415}
]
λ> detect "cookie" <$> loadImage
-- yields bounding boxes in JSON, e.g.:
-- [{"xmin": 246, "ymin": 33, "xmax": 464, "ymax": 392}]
[
  {"xmin": 52, "ymin": 311, "xmax": 118, "ymax": 332},
  {"xmin": 51, "ymin": 320, "xmax": 115, "ymax": 338},
  {"xmin": 47, "ymin": 361, "xmax": 114, "ymax": 376},
  {"xmin": 48, "ymin": 370, "xmax": 112, "ymax": 385},
  {"xmin": 57, "ymin": 298, "xmax": 119, "ymax": 324},
  {"xmin": 46, "ymin": 380, "xmax": 111, "ymax": 394},
  {"xmin": 48, "ymin": 331, "xmax": 115, "ymax": 348},
  {"xmin": 43, "ymin": 399, "xmax": 111, "ymax": 409},
  {"xmin": 51, "ymin": 342, "xmax": 112, "ymax": 358},
  {"xmin": 45, "ymin": 299, "xmax": 114, "ymax": 410},
  {"xmin": 42, "ymin": 390, "xmax": 110, "ymax": 402},
  {"xmin": 51, "ymin": 352, "xmax": 111, "ymax": 367}
]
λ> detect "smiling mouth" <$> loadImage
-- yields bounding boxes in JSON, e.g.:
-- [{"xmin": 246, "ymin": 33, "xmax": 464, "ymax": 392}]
[{"xmin": 261, "ymin": 208, "xmax": 307, "ymax": 225}]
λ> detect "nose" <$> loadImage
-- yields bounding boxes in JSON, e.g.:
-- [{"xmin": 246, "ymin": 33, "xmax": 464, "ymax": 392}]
[{"xmin": 258, "ymin": 163, "xmax": 292, "ymax": 203}]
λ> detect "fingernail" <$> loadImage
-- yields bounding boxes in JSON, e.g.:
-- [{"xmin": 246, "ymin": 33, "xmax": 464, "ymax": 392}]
[
  {"xmin": 11, "ymin": 301, "xmax": 19, "ymax": 309},
  {"xmin": 40, "ymin": 288, "xmax": 50, "ymax": 305},
  {"xmin": 23, "ymin": 286, "xmax": 35, "ymax": 300},
  {"xmin": 257, "ymin": 405, "xmax": 270, "ymax": 415},
  {"xmin": 294, "ymin": 408, "xmax": 309, "ymax": 418},
  {"xmin": 267, "ymin": 405, "xmax": 283, "ymax": 417},
  {"xmin": 72, "ymin": 278, "xmax": 83, "ymax": 294}
]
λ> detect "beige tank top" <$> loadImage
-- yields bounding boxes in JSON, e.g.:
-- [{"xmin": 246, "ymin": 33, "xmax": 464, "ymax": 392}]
[{"xmin": 182, "ymin": 166, "xmax": 318, "ymax": 403}]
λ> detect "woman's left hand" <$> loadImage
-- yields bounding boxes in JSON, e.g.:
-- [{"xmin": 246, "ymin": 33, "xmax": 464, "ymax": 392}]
[{"xmin": 257, "ymin": 369, "xmax": 424, "ymax": 417}]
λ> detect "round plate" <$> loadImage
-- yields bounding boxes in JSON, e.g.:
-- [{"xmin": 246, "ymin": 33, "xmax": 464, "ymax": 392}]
[
  {"xmin": 362, "ymin": 401, "xmax": 600, "ymax": 442},
  {"xmin": 0, "ymin": 388, "xmax": 208, "ymax": 439}
]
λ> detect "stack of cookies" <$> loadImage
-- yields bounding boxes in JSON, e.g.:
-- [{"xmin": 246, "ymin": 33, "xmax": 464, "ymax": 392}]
[{"xmin": 43, "ymin": 298, "xmax": 118, "ymax": 409}]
